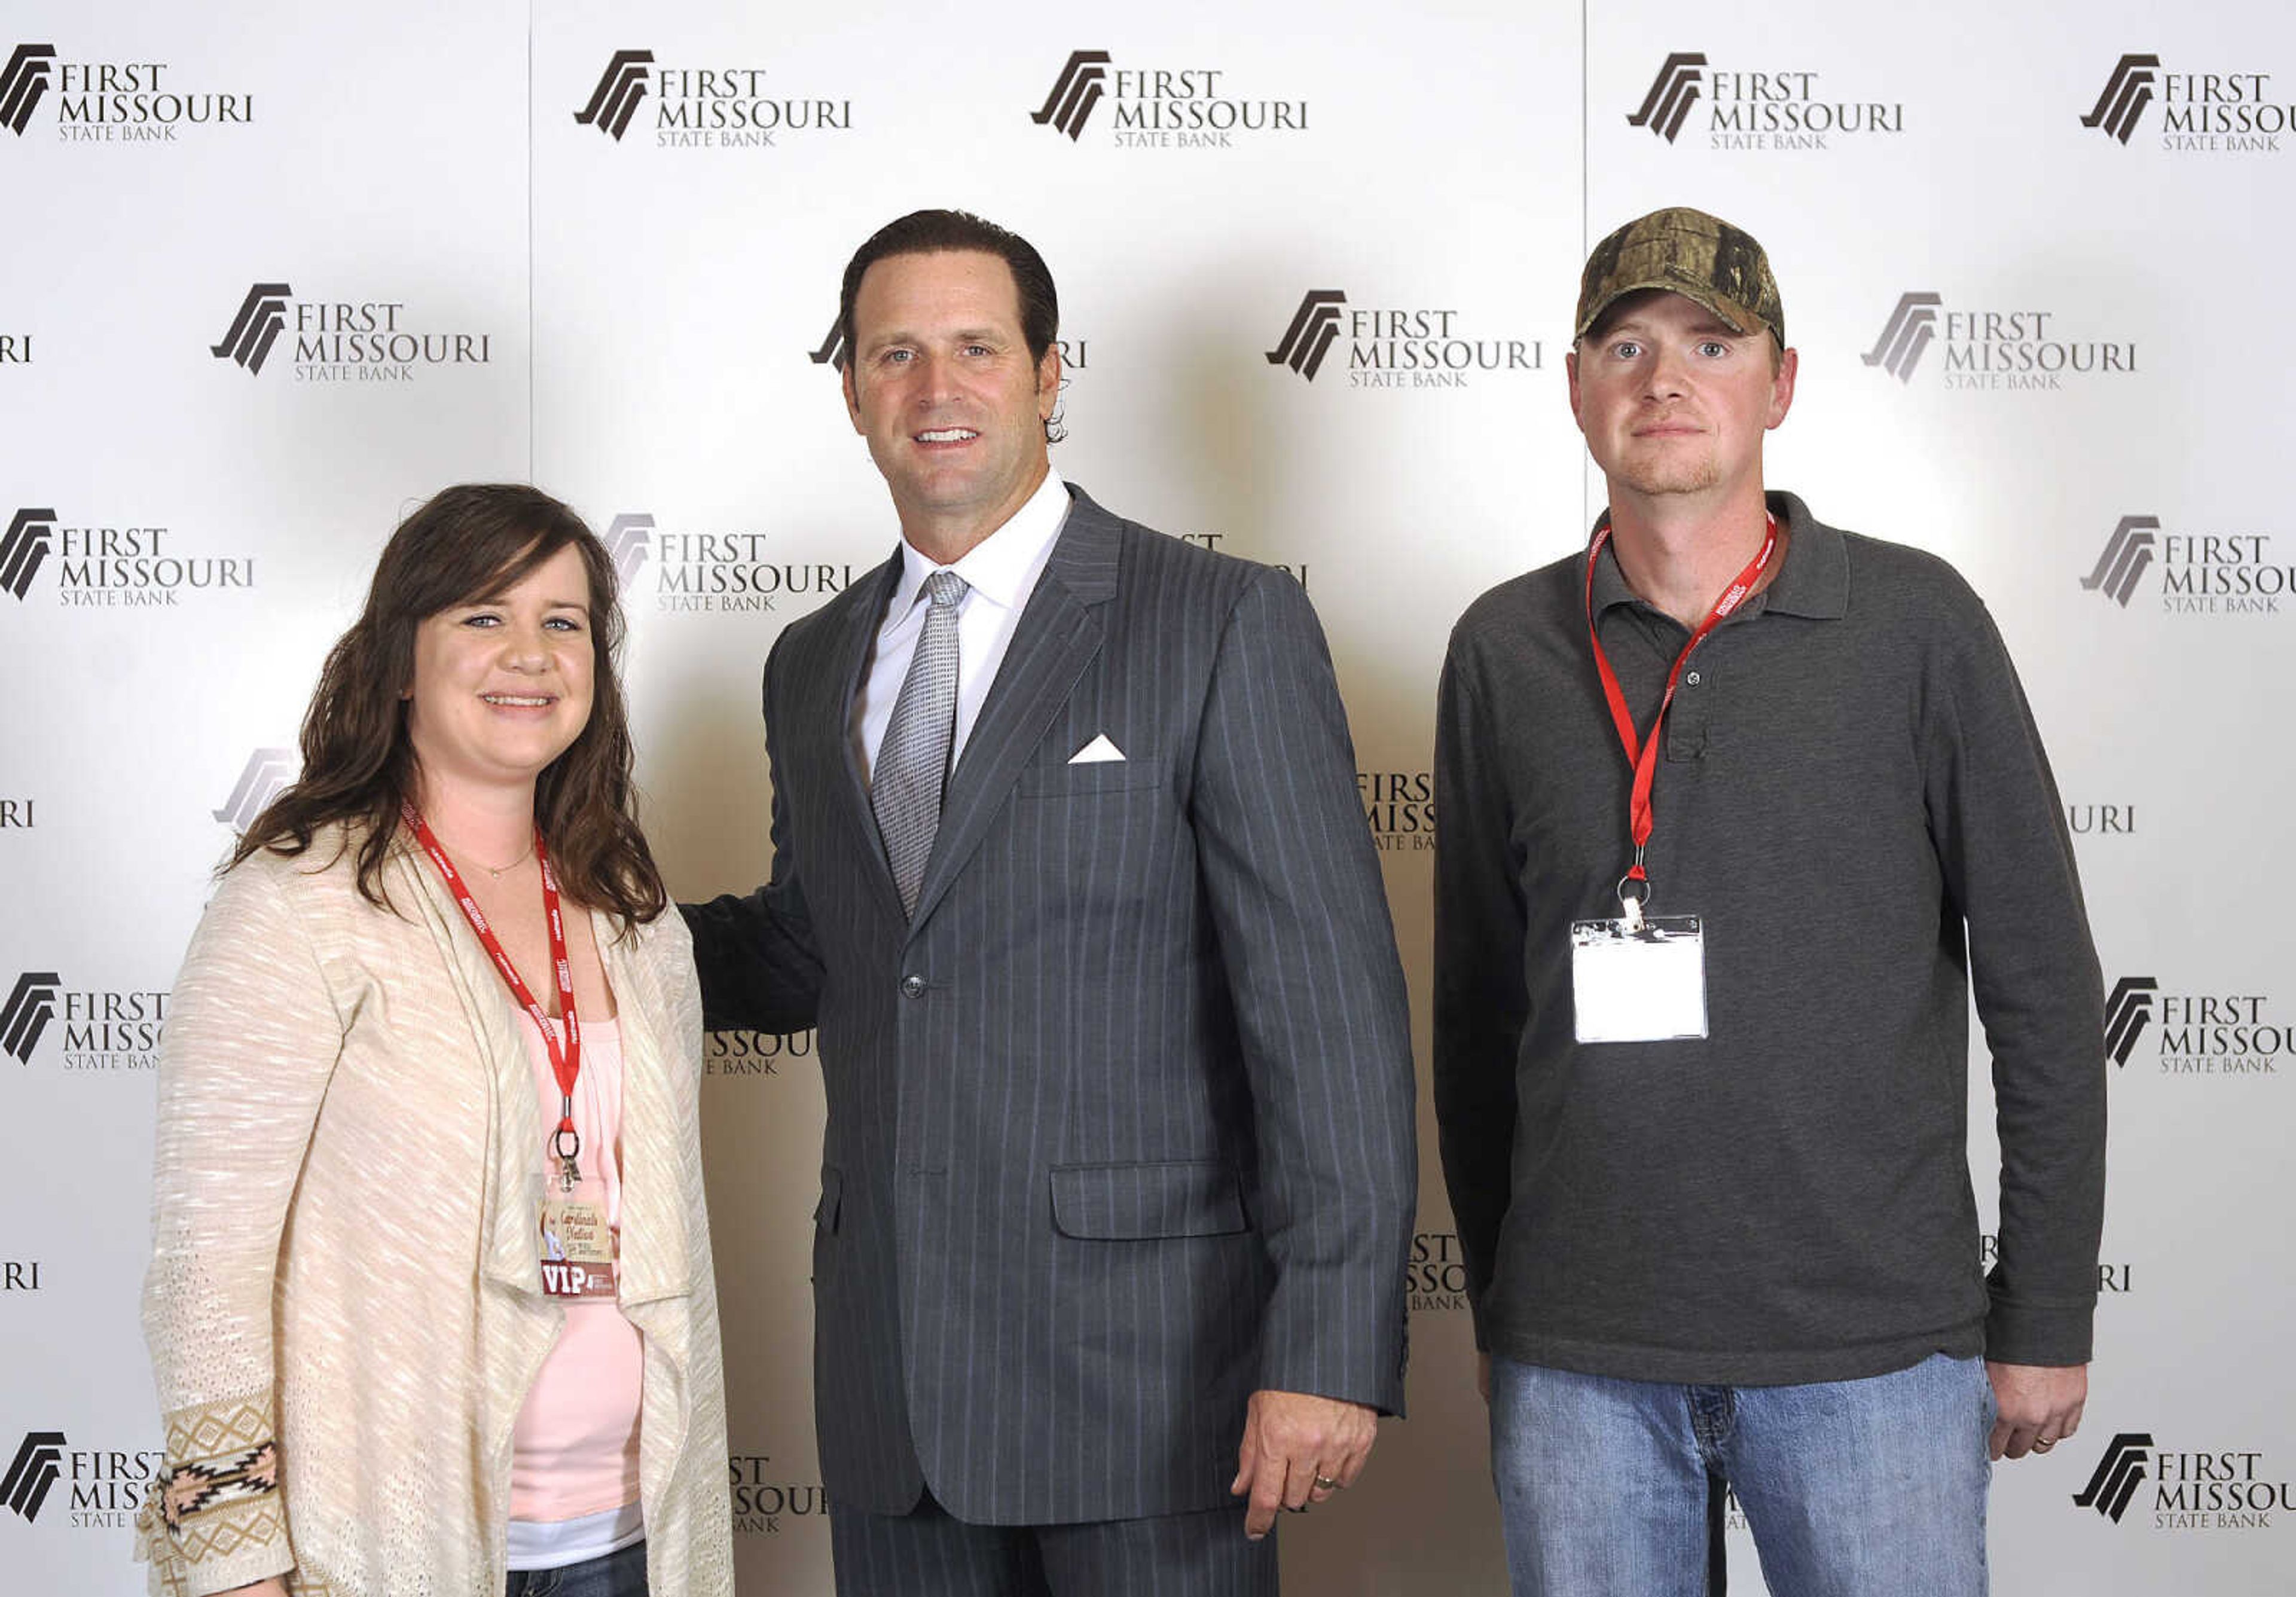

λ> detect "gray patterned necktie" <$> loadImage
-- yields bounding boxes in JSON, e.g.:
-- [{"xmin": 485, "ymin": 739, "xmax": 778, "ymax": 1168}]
[{"xmin": 872, "ymin": 569, "xmax": 968, "ymax": 918}]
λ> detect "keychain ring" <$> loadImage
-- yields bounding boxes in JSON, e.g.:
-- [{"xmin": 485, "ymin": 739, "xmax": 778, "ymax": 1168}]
[{"xmin": 551, "ymin": 1125, "xmax": 582, "ymax": 1161}]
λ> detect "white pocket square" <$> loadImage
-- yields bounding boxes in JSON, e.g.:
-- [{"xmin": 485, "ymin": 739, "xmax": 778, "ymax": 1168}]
[{"xmin": 1067, "ymin": 734, "xmax": 1126, "ymax": 765}]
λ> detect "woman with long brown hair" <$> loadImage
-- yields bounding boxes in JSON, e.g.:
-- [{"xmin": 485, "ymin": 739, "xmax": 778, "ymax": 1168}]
[{"xmin": 136, "ymin": 484, "xmax": 730, "ymax": 1597}]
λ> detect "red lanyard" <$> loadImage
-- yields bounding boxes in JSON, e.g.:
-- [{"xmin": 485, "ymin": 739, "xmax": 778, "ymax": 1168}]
[
  {"xmin": 402, "ymin": 801, "xmax": 585, "ymax": 1186},
  {"xmin": 1583, "ymin": 515, "xmax": 1776, "ymax": 902}
]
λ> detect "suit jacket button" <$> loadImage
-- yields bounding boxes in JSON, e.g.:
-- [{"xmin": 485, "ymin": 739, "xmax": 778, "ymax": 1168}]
[{"xmin": 899, "ymin": 974, "xmax": 926, "ymax": 998}]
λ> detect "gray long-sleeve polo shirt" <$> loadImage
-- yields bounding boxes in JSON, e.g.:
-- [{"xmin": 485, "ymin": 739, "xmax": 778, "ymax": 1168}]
[{"xmin": 1433, "ymin": 490, "xmax": 2106, "ymax": 1385}]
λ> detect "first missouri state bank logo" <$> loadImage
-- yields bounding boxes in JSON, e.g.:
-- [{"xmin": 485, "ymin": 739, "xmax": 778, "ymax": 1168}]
[
  {"xmin": 707, "ymin": 1028, "xmax": 818, "ymax": 1079},
  {"xmin": 1863, "ymin": 293, "xmax": 1941, "ymax": 382},
  {"xmin": 1628, "ymin": 54, "xmax": 1706, "ymax": 142},
  {"xmin": 2, "ymin": 1431, "xmax": 65, "ymax": 1520},
  {"xmin": 2077, "ymin": 514, "xmax": 2289, "ymax": 615},
  {"xmin": 210, "ymin": 283, "xmax": 291, "ymax": 374},
  {"xmin": 572, "ymin": 48, "xmax": 850, "ymax": 148},
  {"xmin": 1862, "ymin": 291, "xmax": 2135, "ymax": 390},
  {"xmin": 1, "ymin": 507, "xmax": 54, "ymax": 599},
  {"xmin": 596, "ymin": 510, "xmax": 856, "ymax": 615},
  {"xmin": 1266, "ymin": 289, "xmax": 1538, "ymax": 389},
  {"xmin": 1032, "ymin": 50, "xmax": 1109, "ymax": 139},
  {"xmin": 0, "ymin": 42, "xmax": 253, "ymax": 143},
  {"xmin": 2076, "ymin": 1434, "xmax": 2154, "ymax": 1523},
  {"xmin": 1, "ymin": 44, "xmax": 56, "ymax": 133},
  {"xmin": 1, "ymin": 1429, "xmax": 158, "ymax": 1526},
  {"xmin": 1, "ymin": 504, "xmax": 256, "ymax": 610},
  {"xmin": 2102, "ymin": 976, "xmax": 2157, "ymax": 1068},
  {"xmin": 729, "ymin": 1448, "xmax": 828, "ymax": 1535},
  {"xmin": 2, "ymin": 969, "xmax": 168, "ymax": 1071},
  {"xmin": 210, "ymin": 282, "xmax": 492, "ymax": 381},
  {"xmin": 2074, "ymin": 1431, "xmax": 2296, "ymax": 1529},
  {"xmin": 213, "ymin": 749, "xmax": 297, "ymax": 833},
  {"xmin": 575, "ymin": 50, "xmax": 652, "ymax": 140},
  {"xmin": 805, "ymin": 320, "xmax": 847, "ymax": 369},
  {"xmin": 2081, "ymin": 53, "xmax": 2290, "ymax": 151},
  {"xmin": 2081, "ymin": 517, "xmax": 2157, "ymax": 608},
  {"xmin": 2103, "ymin": 969, "xmax": 2291, "ymax": 1077},
  {"xmin": 1627, "ymin": 51, "xmax": 1903, "ymax": 149},
  {"xmin": 2082, "ymin": 56, "xmax": 2159, "ymax": 143},
  {"xmin": 603, "ymin": 514, "xmax": 654, "ymax": 590},
  {"xmin": 1028, "ymin": 49, "xmax": 1307, "ymax": 147},
  {"xmin": 1268, "ymin": 291, "xmax": 1346, "ymax": 381},
  {"xmin": 1, "ymin": 973, "xmax": 60, "ymax": 1065}
]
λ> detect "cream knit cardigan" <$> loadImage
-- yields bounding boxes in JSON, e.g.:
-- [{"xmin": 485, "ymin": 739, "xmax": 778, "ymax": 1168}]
[{"xmin": 138, "ymin": 827, "xmax": 734, "ymax": 1596}]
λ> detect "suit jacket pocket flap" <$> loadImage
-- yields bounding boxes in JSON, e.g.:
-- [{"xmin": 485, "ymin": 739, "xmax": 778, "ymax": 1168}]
[
  {"xmin": 1015, "ymin": 757, "xmax": 1167, "ymax": 798},
  {"xmin": 814, "ymin": 1165, "xmax": 843, "ymax": 1231},
  {"xmin": 1049, "ymin": 1159, "xmax": 1247, "ymax": 1240}
]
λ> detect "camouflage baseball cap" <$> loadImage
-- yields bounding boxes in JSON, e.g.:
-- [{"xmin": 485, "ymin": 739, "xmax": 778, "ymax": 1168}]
[{"xmin": 1574, "ymin": 206, "xmax": 1784, "ymax": 347}]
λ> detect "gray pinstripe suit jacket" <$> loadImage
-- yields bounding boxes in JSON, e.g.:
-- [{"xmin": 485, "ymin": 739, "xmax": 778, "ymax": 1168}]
[{"xmin": 686, "ymin": 484, "xmax": 1416, "ymax": 1528}]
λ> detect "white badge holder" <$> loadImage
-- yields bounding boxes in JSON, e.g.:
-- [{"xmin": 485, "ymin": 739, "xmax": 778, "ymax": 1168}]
[{"xmin": 1570, "ymin": 877, "xmax": 1708, "ymax": 1043}]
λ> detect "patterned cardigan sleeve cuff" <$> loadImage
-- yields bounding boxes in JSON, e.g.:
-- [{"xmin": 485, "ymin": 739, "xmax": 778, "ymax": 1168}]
[{"xmin": 133, "ymin": 1393, "xmax": 295, "ymax": 1597}]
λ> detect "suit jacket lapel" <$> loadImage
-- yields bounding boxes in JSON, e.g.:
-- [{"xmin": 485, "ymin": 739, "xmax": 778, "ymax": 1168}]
[
  {"xmin": 831, "ymin": 548, "xmax": 905, "ymax": 905},
  {"xmin": 906, "ymin": 486, "xmax": 1121, "ymax": 935}
]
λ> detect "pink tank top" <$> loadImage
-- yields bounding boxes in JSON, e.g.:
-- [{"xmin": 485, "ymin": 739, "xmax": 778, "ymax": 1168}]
[{"xmin": 509, "ymin": 1013, "xmax": 644, "ymax": 1523}]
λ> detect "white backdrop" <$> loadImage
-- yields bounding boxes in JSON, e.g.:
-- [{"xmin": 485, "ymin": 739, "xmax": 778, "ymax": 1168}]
[{"xmin": 5, "ymin": 1, "xmax": 2293, "ymax": 1592}]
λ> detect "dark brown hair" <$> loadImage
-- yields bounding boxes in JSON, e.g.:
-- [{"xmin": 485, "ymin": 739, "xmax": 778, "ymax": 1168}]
[
  {"xmin": 837, "ymin": 208, "xmax": 1065, "ymax": 442},
  {"xmin": 231, "ymin": 483, "xmax": 667, "ymax": 929}
]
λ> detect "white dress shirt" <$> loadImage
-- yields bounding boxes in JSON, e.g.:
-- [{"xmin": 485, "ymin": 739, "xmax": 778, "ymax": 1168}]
[{"xmin": 853, "ymin": 469, "xmax": 1071, "ymax": 784}]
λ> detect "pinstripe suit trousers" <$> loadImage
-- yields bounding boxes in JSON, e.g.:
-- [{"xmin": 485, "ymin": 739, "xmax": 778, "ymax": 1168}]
[{"xmin": 829, "ymin": 1492, "xmax": 1278, "ymax": 1596}]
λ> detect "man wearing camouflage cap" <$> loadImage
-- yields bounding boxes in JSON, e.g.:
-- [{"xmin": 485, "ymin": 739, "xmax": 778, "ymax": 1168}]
[{"xmin": 1431, "ymin": 207, "xmax": 2106, "ymax": 1593}]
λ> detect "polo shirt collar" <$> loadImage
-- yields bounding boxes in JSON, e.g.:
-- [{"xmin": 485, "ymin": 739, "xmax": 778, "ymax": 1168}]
[
  {"xmin": 1757, "ymin": 491, "xmax": 1848, "ymax": 619},
  {"xmin": 1587, "ymin": 489, "xmax": 1848, "ymax": 622}
]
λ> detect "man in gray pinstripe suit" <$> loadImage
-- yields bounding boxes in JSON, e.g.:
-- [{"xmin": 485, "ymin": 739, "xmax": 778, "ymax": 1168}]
[{"xmin": 685, "ymin": 210, "xmax": 1417, "ymax": 1595}]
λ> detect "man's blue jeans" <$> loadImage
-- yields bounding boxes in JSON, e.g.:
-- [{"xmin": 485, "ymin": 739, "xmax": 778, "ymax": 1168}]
[{"xmin": 1489, "ymin": 1352, "xmax": 1993, "ymax": 1596}]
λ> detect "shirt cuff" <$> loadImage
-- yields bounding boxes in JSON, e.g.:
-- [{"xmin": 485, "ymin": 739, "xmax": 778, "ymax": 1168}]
[
  {"xmin": 1984, "ymin": 1293, "xmax": 2095, "ymax": 1367},
  {"xmin": 136, "ymin": 1393, "xmax": 295, "ymax": 1597}
]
